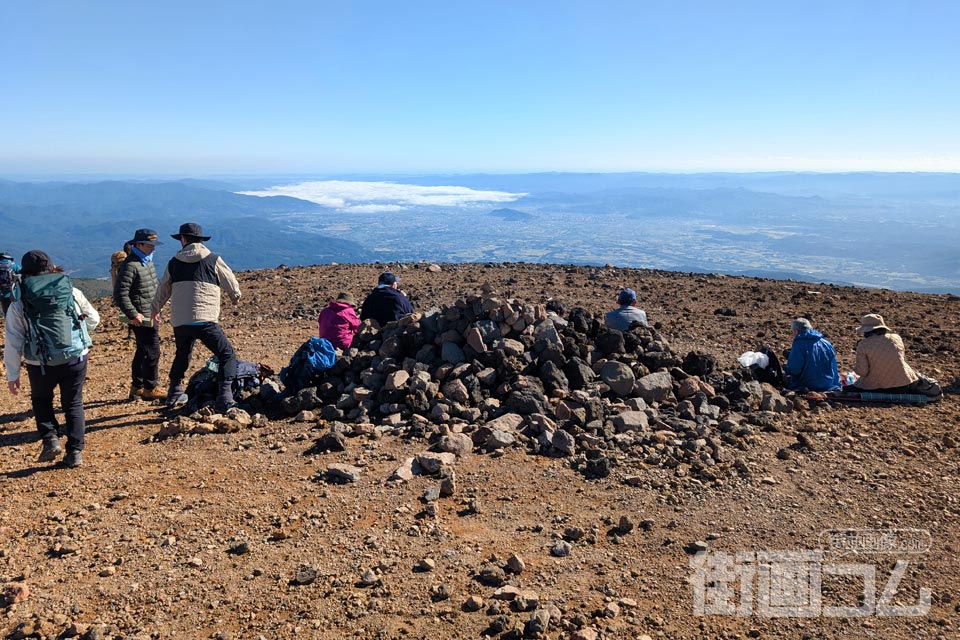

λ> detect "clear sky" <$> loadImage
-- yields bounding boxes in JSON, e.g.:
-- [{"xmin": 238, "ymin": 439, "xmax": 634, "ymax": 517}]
[{"xmin": 1, "ymin": 0, "xmax": 958, "ymax": 175}]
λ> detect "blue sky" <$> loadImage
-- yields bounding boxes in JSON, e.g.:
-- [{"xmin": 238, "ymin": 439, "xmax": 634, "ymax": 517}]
[{"xmin": 1, "ymin": 0, "xmax": 958, "ymax": 174}]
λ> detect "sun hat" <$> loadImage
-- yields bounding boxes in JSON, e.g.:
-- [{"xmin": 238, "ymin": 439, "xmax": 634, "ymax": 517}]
[
  {"xmin": 129, "ymin": 228, "xmax": 163, "ymax": 246},
  {"xmin": 336, "ymin": 291, "xmax": 357, "ymax": 305},
  {"xmin": 856, "ymin": 313, "xmax": 890, "ymax": 334},
  {"xmin": 171, "ymin": 222, "xmax": 211, "ymax": 242},
  {"xmin": 617, "ymin": 288, "xmax": 637, "ymax": 305}
]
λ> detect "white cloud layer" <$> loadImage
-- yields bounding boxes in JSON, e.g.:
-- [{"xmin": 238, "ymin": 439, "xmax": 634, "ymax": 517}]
[{"xmin": 239, "ymin": 180, "xmax": 526, "ymax": 212}]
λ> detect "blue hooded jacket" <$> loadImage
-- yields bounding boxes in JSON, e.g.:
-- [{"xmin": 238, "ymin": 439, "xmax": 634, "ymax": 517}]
[{"xmin": 784, "ymin": 329, "xmax": 841, "ymax": 391}]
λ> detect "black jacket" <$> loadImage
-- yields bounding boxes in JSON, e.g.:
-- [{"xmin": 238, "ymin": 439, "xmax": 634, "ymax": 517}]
[
  {"xmin": 113, "ymin": 254, "xmax": 159, "ymax": 320},
  {"xmin": 359, "ymin": 286, "xmax": 413, "ymax": 326}
]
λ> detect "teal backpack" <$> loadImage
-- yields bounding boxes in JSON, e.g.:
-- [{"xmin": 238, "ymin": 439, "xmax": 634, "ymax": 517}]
[{"xmin": 20, "ymin": 273, "xmax": 91, "ymax": 371}]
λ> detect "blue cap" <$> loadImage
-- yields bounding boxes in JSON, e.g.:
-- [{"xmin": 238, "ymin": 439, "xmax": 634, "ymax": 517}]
[
  {"xmin": 378, "ymin": 272, "xmax": 400, "ymax": 285},
  {"xmin": 617, "ymin": 288, "xmax": 637, "ymax": 305}
]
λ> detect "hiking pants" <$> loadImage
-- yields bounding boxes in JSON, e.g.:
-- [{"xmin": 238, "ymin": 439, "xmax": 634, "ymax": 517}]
[
  {"xmin": 169, "ymin": 323, "xmax": 237, "ymax": 386},
  {"xmin": 130, "ymin": 324, "xmax": 161, "ymax": 390},
  {"xmin": 25, "ymin": 356, "xmax": 88, "ymax": 452}
]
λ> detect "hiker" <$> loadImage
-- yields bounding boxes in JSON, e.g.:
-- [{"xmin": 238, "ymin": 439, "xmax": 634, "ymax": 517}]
[
  {"xmin": 845, "ymin": 314, "xmax": 934, "ymax": 394},
  {"xmin": 150, "ymin": 222, "xmax": 242, "ymax": 411},
  {"xmin": 359, "ymin": 272, "xmax": 413, "ymax": 327},
  {"xmin": 114, "ymin": 228, "xmax": 164, "ymax": 401},
  {"xmin": 604, "ymin": 287, "xmax": 648, "ymax": 331},
  {"xmin": 318, "ymin": 291, "xmax": 360, "ymax": 350},
  {"xmin": 782, "ymin": 318, "xmax": 841, "ymax": 392},
  {"xmin": 0, "ymin": 252, "xmax": 22, "ymax": 316},
  {"xmin": 3, "ymin": 250, "xmax": 100, "ymax": 468}
]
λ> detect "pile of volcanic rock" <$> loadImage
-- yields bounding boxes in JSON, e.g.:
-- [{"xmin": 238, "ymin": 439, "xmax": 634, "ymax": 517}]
[{"xmin": 274, "ymin": 285, "xmax": 799, "ymax": 482}]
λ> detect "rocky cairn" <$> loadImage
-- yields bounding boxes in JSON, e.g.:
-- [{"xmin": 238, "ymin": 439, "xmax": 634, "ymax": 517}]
[{"xmin": 160, "ymin": 283, "xmax": 802, "ymax": 486}]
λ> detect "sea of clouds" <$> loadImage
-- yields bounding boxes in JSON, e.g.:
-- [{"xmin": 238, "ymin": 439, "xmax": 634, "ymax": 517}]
[{"xmin": 239, "ymin": 180, "xmax": 526, "ymax": 213}]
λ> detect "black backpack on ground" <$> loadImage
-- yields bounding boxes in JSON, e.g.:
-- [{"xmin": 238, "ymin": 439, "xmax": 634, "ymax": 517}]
[
  {"xmin": 750, "ymin": 345, "xmax": 784, "ymax": 387},
  {"xmin": 184, "ymin": 358, "xmax": 265, "ymax": 410}
]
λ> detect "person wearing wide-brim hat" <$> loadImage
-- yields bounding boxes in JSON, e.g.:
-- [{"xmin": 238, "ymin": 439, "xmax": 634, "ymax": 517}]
[
  {"xmin": 150, "ymin": 222, "xmax": 242, "ymax": 411},
  {"xmin": 846, "ymin": 313, "xmax": 921, "ymax": 393},
  {"xmin": 114, "ymin": 228, "xmax": 165, "ymax": 401},
  {"xmin": 318, "ymin": 291, "xmax": 360, "ymax": 350}
]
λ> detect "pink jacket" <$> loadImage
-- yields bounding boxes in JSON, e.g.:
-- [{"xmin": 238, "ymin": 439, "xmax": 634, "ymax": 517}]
[{"xmin": 318, "ymin": 300, "xmax": 360, "ymax": 350}]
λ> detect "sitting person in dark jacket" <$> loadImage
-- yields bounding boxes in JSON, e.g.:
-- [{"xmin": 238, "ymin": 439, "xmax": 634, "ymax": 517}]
[
  {"xmin": 359, "ymin": 272, "xmax": 413, "ymax": 327},
  {"xmin": 783, "ymin": 318, "xmax": 841, "ymax": 392}
]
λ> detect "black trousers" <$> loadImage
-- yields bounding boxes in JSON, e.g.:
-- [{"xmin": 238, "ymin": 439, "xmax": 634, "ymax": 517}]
[
  {"xmin": 25, "ymin": 357, "xmax": 88, "ymax": 452},
  {"xmin": 170, "ymin": 323, "xmax": 237, "ymax": 386},
  {"xmin": 130, "ymin": 324, "xmax": 161, "ymax": 389}
]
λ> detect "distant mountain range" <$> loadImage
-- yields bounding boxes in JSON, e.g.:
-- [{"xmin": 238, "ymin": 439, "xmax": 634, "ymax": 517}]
[
  {"xmin": 488, "ymin": 208, "xmax": 533, "ymax": 221},
  {"xmin": 1, "ymin": 172, "xmax": 958, "ymax": 293},
  {"xmin": 0, "ymin": 179, "xmax": 371, "ymax": 276}
]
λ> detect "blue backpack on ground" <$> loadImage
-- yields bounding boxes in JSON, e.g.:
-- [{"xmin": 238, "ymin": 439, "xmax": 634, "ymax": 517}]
[{"xmin": 279, "ymin": 337, "xmax": 337, "ymax": 395}]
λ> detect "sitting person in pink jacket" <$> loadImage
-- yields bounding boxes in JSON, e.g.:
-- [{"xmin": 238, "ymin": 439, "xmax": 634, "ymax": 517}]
[{"xmin": 318, "ymin": 292, "xmax": 360, "ymax": 350}]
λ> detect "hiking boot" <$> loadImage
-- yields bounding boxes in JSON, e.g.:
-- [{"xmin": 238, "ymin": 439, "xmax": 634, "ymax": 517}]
[
  {"xmin": 166, "ymin": 384, "xmax": 187, "ymax": 408},
  {"xmin": 141, "ymin": 386, "xmax": 166, "ymax": 401},
  {"xmin": 214, "ymin": 381, "xmax": 235, "ymax": 414},
  {"xmin": 59, "ymin": 450, "xmax": 83, "ymax": 468},
  {"xmin": 129, "ymin": 385, "xmax": 144, "ymax": 400},
  {"xmin": 38, "ymin": 438, "xmax": 63, "ymax": 463}
]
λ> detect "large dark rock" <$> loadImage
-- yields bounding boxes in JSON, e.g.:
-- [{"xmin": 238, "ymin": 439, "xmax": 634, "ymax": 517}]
[
  {"xmin": 595, "ymin": 328, "xmax": 625, "ymax": 355},
  {"xmin": 563, "ymin": 357, "xmax": 596, "ymax": 391},
  {"xmin": 505, "ymin": 378, "xmax": 548, "ymax": 415},
  {"xmin": 538, "ymin": 361, "xmax": 569, "ymax": 395},
  {"xmin": 568, "ymin": 307, "xmax": 593, "ymax": 334},
  {"xmin": 683, "ymin": 351, "xmax": 717, "ymax": 377},
  {"xmin": 600, "ymin": 361, "xmax": 635, "ymax": 397}
]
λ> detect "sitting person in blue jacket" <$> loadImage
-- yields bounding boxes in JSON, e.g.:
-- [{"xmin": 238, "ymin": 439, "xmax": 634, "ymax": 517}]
[
  {"xmin": 783, "ymin": 318, "xmax": 841, "ymax": 392},
  {"xmin": 359, "ymin": 272, "xmax": 414, "ymax": 327}
]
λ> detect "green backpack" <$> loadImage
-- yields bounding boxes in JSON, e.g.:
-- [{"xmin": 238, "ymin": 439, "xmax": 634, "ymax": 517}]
[{"xmin": 20, "ymin": 273, "xmax": 91, "ymax": 370}]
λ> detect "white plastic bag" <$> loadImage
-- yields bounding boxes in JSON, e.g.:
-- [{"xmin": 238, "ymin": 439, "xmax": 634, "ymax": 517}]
[{"xmin": 737, "ymin": 351, "xmax": 769, "ymax": 369}]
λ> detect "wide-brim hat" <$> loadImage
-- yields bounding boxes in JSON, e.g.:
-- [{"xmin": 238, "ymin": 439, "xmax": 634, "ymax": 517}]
[
  {"xmin": 171, "ymin": 222, "xmax": 211, "ymax": 242},
  {"xmin": 857, "ymin": 313, "xmax": 890, "ymax": 334},
  {"xmin": 128, "ymin": 228, "xmax": 163, "ymax": 246},
  {"xmin": 336, "ymin": 291, "xmax": 357, "ymax": 305}
]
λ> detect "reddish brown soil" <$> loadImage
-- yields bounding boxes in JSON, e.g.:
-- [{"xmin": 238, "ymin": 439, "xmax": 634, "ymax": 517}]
[{"xmin": 2, "ymin": 263, "xmax": 958, "ymax": 640}]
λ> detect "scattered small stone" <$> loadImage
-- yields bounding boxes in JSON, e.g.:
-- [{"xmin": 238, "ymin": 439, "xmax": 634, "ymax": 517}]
[
  {"xmin": 0, "ymin": 583, "xmax": 30, "ymax": 606},
  {"xmin": 417, "ymin": 558, "xmax": 436, "ymax": 572},
  {"xmin": 463, "ymin": 595, "xmax": 484, "ymax": 612},
  {"xmin": 227, "ymin": 542, "xmax": 250, "ymax": 556},
  {"xmin": 479, "ymin": 563, "xmax": 506, "ymax": 586},
  {"xmin": 430, "ymin": 583, "xmax": 451, "ymax": 600},
  {"xmin": 360, "ymin": 568, "xmax": 379, "ymax": 586},
  {"xmin": 292, "ymin": 565, "xmax": 318, "ymax": 586},
  {"xmin": 507, "ymin": 553, "xmax": 525, "ymax": 574},
  {"xmin": 685, "ymin": 540, "xmax": 709, "ymax": 554},
  {"xmin": 550, "ymin": 540, "xmax": 572, "ymax": 557},
  {"xmin": 325, "ymin": 463, "xmax": 362, "ymax": 483}
]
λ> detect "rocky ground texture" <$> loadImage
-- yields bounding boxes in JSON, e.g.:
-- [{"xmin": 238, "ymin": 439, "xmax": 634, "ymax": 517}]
[{"xmin": 1, "ymin": 262, "xmax": 958, "ymax": 640}]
